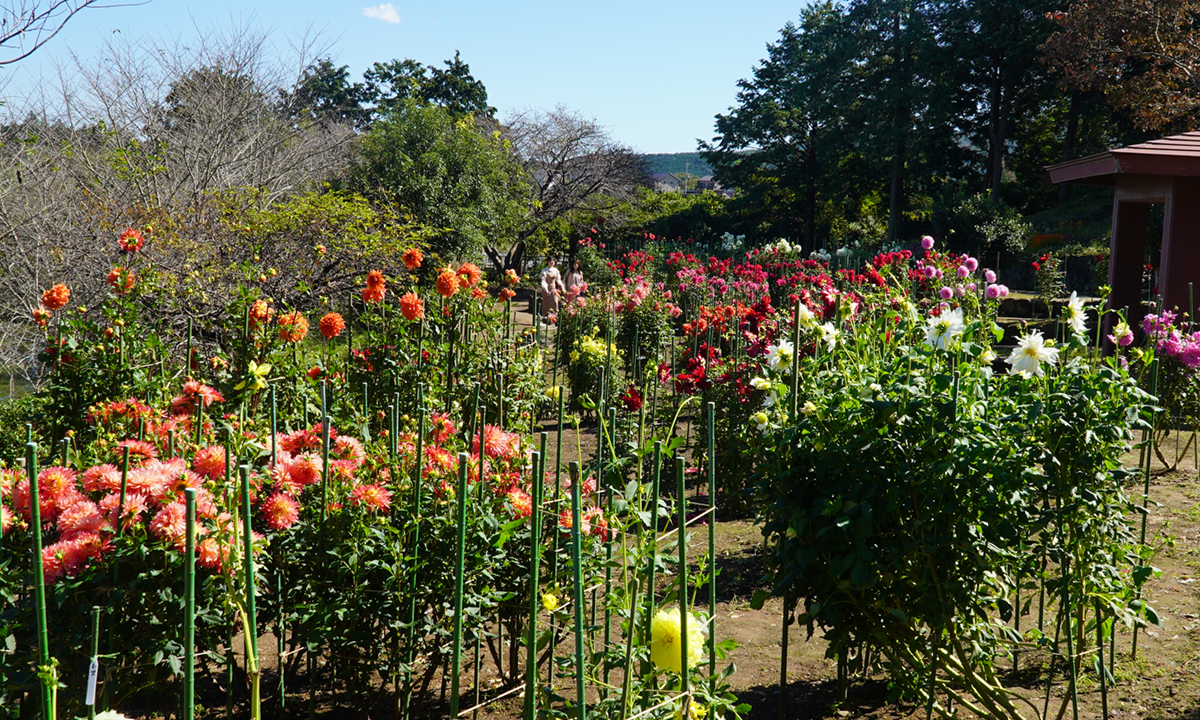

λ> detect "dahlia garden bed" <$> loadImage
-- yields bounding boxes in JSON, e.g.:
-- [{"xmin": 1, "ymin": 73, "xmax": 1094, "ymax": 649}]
[{"xmin": 0, "ymin": 231, "xmax": 1170, "ymax": 720}]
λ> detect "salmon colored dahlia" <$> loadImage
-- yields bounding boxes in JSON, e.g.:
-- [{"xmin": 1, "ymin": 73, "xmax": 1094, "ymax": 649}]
[
  {"xmin": 471, "ymin": 287, "xmax": 487, "ymax": 300},
  {"xmin": 81, "ymin": 464, "xmax": 120, "ymax": 493},
  {"xmin": 278, "ymin": 311, "xmax": 309, "ymax": 343},
  {"xmin": 456, "ymin": 262, "xmax": 482, "ymax": 288},
  {"xmin": 436, "ymin": 268, "xmax": 460, "ymax": 298},
  {"xmin": 399, "ymin": 292, "xmax": 424, "ymax": 320},
  {"xmin": 41, "ymin": 283, "xmax": 70, "ymax": 311},
  {"xmin": 32, "ymin": 305, "xmax": 50, "ymax": 327},
  {"xmin": 149, "ymin": 502, "xmax": 188, "ymax": 544},
  {"xmin": 318, "ymin": 312, "xmax": 346, "ymax": 340},
  {"xmin": 504, "ymin": 268, "xmax": 520, "ymax": 285},
  {"xmin": 403, "ymin": 248, "xmax": 423, "ymax": 270},
  {"xmin": 197, "ymin": 537, "xmax": 230, "ymax": 570},
  {"xmin": 498, "ymin": 287, "xmax": 515, "ymax": 302},
  {"xmin": 192, "ymin": 446, "xmax": 226, "ymax": 481},
  {"xmin": 351, "ymin": 483, "xmax": 392, "ymax": 513},
  {"xmin": 507, "ymin": 488, "xmax": 533, "ymax": 519},
  {"xmin": 57, "ymin": 499, "xmax": 107, "ymax": 538},
  {"xmin": 260, "ymin": 492, "xmax": 301, "ymax": 530},
  {"xmin": 118, "ymin": 228, "xmax": 145, "ymax": 252},
  {"xmin": 332, "ymin": 435, "xmax": 366, "ymax": 467}
]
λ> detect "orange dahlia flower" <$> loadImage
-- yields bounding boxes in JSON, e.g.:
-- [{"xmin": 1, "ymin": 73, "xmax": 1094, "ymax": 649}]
[
  {"xmin": 456, "ymin": 262, "xmax": 482, "ymax": 288},
  {"xmin": 498, "ymin": 287, "xmax": 515, "ymax": 301},
  {"xmin": 399, "ymin": 292, "xmax": 424, "ymax": 320},
  {"xmin": 248, "ymin": 299, "xmax": 273, "ymax": 329},
  {"xmin": 436, "ymin": 268, "xmax": 460, "ymax": 298},
  {"xmin": 107, "ymin": 267, "xmax": 135, "ymax": 294},
  {"xmin": 32, "ymin": 305, "xmax": 51, "ymax": 327},
  {"xmin": 504, "ymin": 268, "xmax": 520, "ymax": 285},
  {"xmin": 278, "ymin": 311, "xmax": 309, "ymax": 343},
  {"xmin": 41, "ymin": 283, "xmax": 70, "ymax": 311},
  {"xmin": 471, "ymin": 287, "xmax": 487, "ymax": 300},
  {"xmin": 403, "ymin": 248, "xmax": 424, "ymax": 270},
  {"xmin": 318, "ymin": 312, "xmax": 346, "ymax": 340},
  {"xmin": 117, "ymin": 228, "xmax": 145, "ymax": 252},
  {"xmin": 361, "ymin": 270, "xmax": 386, "ymax": 303}
]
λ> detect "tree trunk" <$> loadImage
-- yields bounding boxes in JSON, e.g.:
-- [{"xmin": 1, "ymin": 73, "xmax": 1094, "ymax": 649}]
[
  {"xmin": 987, "ymin": 60, "xmax": 1008, "ymax": 198},
  {"xmin": 887, "ymin": 9, "xmax": 908, "ymax": 245},
  {"xmin": 1058, "ymin": 91, "xmax": 1081, "ymax": 205},
  {"xmin": 804, "ymin": 136, "xmax": 817, "ymax": 254}
]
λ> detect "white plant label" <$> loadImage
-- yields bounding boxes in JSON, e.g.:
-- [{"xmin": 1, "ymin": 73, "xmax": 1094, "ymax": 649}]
[{"xmin": 85, "ymin": 657, "xmax": 98, "ymax": 705}]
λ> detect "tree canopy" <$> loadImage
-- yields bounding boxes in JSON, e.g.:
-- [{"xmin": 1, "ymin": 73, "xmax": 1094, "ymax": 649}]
[{"xmin": 348, "ymin": 100, "xmax": 529, "ymax": 262}]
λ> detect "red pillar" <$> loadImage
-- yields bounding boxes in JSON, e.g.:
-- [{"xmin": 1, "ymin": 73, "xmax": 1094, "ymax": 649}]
[
  {"xmin": 1160, "ymin": 177, "xmax": 1200, "ymax": 319},
  {"xmin": 1106, "ymin": 200, "xmax": 1149, "ymax": 344}
]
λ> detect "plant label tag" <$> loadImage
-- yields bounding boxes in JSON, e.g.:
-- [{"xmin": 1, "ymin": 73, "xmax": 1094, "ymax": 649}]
[{"xmin": 85, "ymin": 657, "xmax": 98, "ymax": 705}]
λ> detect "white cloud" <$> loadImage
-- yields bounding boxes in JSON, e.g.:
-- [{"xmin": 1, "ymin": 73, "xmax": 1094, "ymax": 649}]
[{"xmin": 362, "ymin": 4, "xmax": 401, "ymax": 23}]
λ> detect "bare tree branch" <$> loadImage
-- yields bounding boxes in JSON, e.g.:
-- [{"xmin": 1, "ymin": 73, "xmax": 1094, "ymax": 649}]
[{"xmin": 0, "ymin": 0, "xmax": 147, "ymax": 67}]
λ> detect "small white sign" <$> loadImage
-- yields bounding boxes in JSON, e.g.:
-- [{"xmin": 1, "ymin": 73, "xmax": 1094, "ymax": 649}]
[{"xmin": 85, "ymin": 658, "xmax": 98, "ymax": 705}]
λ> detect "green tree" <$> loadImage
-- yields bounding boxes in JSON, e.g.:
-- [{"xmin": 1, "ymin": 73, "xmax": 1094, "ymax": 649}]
[
  {"xmin": 362, "ymin": 51, "xmax": 494, "ymax": 120},
  {"xmin": 701, "ymin": 2, "xmax": 852, "ymax": 252},
  {"xmin": 284, "ymin": 58, "xmax": 371, "ymax": 128},
  {"xmin": 348, "ymin": 100, "xmax": 529, "ymax": 261}
]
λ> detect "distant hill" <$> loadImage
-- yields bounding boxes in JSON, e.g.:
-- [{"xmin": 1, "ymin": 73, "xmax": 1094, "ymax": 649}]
[{"xmin": 642, "ymin": 153, "xmax": 713, "ymax": 177}]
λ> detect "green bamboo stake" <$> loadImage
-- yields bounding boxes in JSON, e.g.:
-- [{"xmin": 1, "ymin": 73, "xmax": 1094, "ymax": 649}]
[
  {"xmin": 277, "ymin": 571, "xmax": 285, "ymax": 714},
  {"xmin": 676, "ymin": 456, "xmax": 690, "ymax": 699},
  {"xmin": 549, "ymin": 386, "xmax": 565, "ymax": 686},
  {"xmin": 194, "ymin": 397, "xmax": 203, "ymax": 448},
  {"xmin": 403, "ymin": 385, "xmax": 427, "ymax": 714},
  {"xmin": 706, "ymin": 401, "xmax": 717, "ymax": 694},
  {"xmin": 602, "ymin": 406, "xmax": 617, "ymax": 697},
  {"xmin": 320, "ymin": 380, "xmax": 330, "ymax": 524},
  {"xmin": 116, "ymin": 446, "xmax": 130, "ymax": 537},
  {"xmin": 1095, "ymin": 597, "xmax": 1108, "ymax": 720},
  {"xmin": 270, "ymin": 385, "xmax": 278, "ymax": 468},
  {"xmin": 184, "ymin": 487, "xmax": 197, "ymax": 720},
  {"xmin": 27, "ymin": 442, "xmax": 55, "ymax": 720},
  {"xmin": 241, "ymin": 465, "xmax": 262, "ymax": 719},
  {"xmin": 450, "ymin": 453, "xmax": 470, "ymax": 718},
  {"xmin": 1133, "ymin": 355, "xmax": 1161, "ymax": 659},
  {"xmin": 791, "ymin": 299, "xmax": 802, "ymax": 420},
  {"xmin": 642, "ymin": 441, "xmax": 663, "ymax": 678},
  {"xmin": 569, "ymin": 461, "xmax": 587, "ymax": 720},
  {"xmin": 87, "ymin": 606, "xmax": 101, "ymax": 720},
  {"xmin": 524, "ymin": 449, "xmax": 545, "ymax": 719}
]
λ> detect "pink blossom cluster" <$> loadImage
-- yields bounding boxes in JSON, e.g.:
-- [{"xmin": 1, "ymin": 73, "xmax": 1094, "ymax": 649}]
[{"xmin": 1143, "ymin": 311, "xmax": 1200, "ymax": 367}]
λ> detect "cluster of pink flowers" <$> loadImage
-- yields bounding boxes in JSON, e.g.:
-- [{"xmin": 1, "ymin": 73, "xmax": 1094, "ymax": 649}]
[{"xmin": 1143, "ymin": 311, "xmax": 1200, "ymax": 367}]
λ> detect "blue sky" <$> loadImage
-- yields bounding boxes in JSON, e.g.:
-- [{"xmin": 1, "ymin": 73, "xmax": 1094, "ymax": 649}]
[{"xmin": 2, "ymin": 1, "xmax": 806, "ymax": 153}]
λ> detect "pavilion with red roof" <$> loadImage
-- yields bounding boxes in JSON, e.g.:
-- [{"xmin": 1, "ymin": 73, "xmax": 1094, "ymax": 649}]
[{"xmin": 1048, "ymin": 131, "xmax": 1200, "ymax": 334}]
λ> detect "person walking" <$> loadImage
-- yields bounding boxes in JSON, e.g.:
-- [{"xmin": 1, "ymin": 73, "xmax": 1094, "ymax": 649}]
[
  {"xmin": 540, "ymin": 257, "xmax": 565, "ymax": 316},
  {"xmin": 565, "ymin": 259, "xmax": 585, "ymax": 296}
]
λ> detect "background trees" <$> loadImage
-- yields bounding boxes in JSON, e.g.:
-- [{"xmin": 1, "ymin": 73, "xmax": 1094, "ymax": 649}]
[{"xmin": 702, "ymin": 0, "xmax": 1146, "ymax": 252}]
